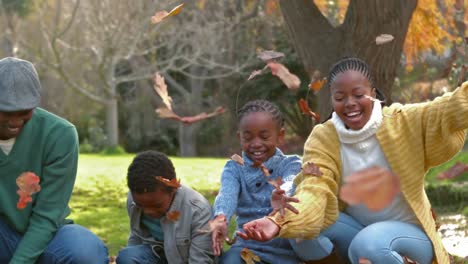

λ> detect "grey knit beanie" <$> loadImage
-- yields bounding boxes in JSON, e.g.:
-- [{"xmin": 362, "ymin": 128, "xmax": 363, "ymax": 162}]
[{"xmin": 0, "ymin": 57, "xmax": 41, "ymax": 111}]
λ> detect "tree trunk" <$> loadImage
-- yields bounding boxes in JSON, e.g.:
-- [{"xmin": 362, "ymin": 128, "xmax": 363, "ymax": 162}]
[
  {"xmin": 178, "ymin": 123, "xmax": 198, "ymax": 157},
  {"xmin": 106, "ymin": 97, "xmax": 119, "ymax": 147},
  {"xmin": 279, "ymin": 0, "xmax": 417, "ymax": 120}
]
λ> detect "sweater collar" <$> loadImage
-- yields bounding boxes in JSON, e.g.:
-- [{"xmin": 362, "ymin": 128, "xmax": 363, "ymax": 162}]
[{"xmin": 331, "ymin": 101, "xmax": 383, "ymax": 144}]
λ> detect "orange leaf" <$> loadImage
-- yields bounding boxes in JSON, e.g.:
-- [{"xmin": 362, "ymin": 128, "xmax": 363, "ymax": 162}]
[
  {"xmin": 16, "ymin": 172, "xmax": 41, "ymax": 209},
  {"xmin": 308, "ymin": 79, "xmax": 326, "ymax": 92},
  {"xmin": 257, "ymin": 50, "xmax": 284, "ymax": 62},
  {"xmin": 302, "ymin": 162, "xmax": 323, "ymax": 177},
  {"xmin": 153, "ymin": 73, "xmax": 173, "ymax": 110},
  {"xmin": 267, "ymin": 177, "xmax": 283, "ymax": 189},
  {"xmin": 154, "ymin": 176, "xmax": 181, "ymax": 188},
  {"xmin": 240, "ymin": 248, "xmax": 261, "ymax": 264},
  {"xmin": 166, "ymin": 211, "xmax": 181, "ymax": 222},
  {"xmin": 298, "ymin": 99, "xmax": 320, "ymax": 122},
  {"xmin": 252, "ymin": 162, "xmax": 270, "ymax": 177},
  {"xmin": 151, "ymin": 3, "xmax": 184, "ymax": 24},
  {"xmin": 267, "ymin": 62, "xmax": 301, "ymax": 90},
  {"xmin": 231, "ymin": 154, "xmax": 244, "ymax": 165},
  {"xmin": 437, "ymin": 162, "xmax": 468, "ymax": 180},
  {"xmin": 375, "ymin": 34, "xmax": 394, "ymax": 45},
  {"xmin": 155, "ymin": 107, "xmax": 181, "ymax": 121}
]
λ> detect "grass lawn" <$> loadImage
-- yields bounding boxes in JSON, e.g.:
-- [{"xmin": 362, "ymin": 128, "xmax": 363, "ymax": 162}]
[{"xmin": 70, "ymin": 151, "xmax": 468, "ymax": 256}]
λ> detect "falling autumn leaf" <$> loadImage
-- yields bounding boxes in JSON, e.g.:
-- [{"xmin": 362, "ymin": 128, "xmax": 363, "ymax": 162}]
[
  {"xmin": 339, "ymin": 166, "xmax": 400, "ymax": 211},
  {"xmin": 267, "ymin": 62, "xmax": 301, "ymax": 90},
  {"xmin": 197, "ymin": 215, "xmax": 238, "ymax": 245},
  {"xmin": 154, "ymin": 176, "xmax": 181, "ymax": 188},
  {"xmin": 309, "ymin": 79, "xmax": 326, "ymax": 92},
  {"xmin": 231, "ymin": 154, "xmax": 244, "ymax": 166},
  {"xmin": 257, "ymin": 50, "xmax": 285, "ymax": 62},
  {"xmin": 247, "ymin": 67, "xmax": 268, "ymax": 81},
  {"xmin": 179, "ymin": 107, "xmax": 226, "ymax": 124},
  {"xmin": 240, "ymin": 248, "xmax": 261, "ymax": 264},
  {"xmin": 298, "ymin": 99, "xmax": 320, "ymax": 122},
  {"xmin": 151, "ymin": 3, "xmax": 184, "ymax": 24},
  {"xmin": 375, "ymin": 34, "xmax": 394, "ymax": 45},
  {"xmin": 153, "ymin": 73, "xmax": 173, "ymax": 110},
  {"xmin": 16, "ymin": 172, "xmax": 41, "ymax": 209},
  {"xmin": 437, "ymin": 162, "xmax": 468, "ymax": 180},
  {"xmin": 155, "ymin": 107, "xmax": 181, "ymax": 121},
  {"xmin": 302, "ymin": 162, "xmax": 323, "ymax": 177},
  {"xmin": 267, "ymin": 177, "xmax": 283, "ymax": 189},
  {"xmin": 252, "ymin": 161, "xmax": 270, "ymax": 177},
  {"xmin": 166, "ymin": 210, "xmax": 181, "ymax": 222}
]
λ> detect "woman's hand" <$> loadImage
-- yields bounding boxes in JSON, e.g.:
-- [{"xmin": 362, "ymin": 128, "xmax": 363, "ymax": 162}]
[
  {"xmin": 210, "ymin": 215, "xmax": 228, "ymax": 256},
  {"xmin": 269, "ymin": 189, "xmax": 300, "ymax": 216},
  {"xmin": 236, "ymin": 217, "xmax": 280, "ymax": 242},
  {"xmin": 339, "ymin": 166, "xmax": 400, "ymax": 211}
]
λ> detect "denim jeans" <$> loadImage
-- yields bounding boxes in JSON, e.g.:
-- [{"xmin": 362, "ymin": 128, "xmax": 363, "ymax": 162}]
[
  {"xmin": 0, "ymin": 218, "xmax": 108, "ymax": 263},
  {"xmin": 117, "ymin": 244, "xmax": 168, "ymax": 264},
  {"xmin": 318, "ymin": 213, "xmax": 434, "ymax": 264}
]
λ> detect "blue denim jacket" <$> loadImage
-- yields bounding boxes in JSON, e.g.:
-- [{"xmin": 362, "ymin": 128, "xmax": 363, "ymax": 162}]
[{"xmin": 214, "ymin": 148, "xmax": 302, "ymax": 264}]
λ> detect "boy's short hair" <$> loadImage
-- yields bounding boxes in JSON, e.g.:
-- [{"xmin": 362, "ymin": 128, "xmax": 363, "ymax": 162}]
[
  {"xmin": 0, "ymin": 57, "xmax": 41, "ymax": 111},
  {"xmin": 127, "ymin": 150, "xmax": 176, "ymax": 194}
]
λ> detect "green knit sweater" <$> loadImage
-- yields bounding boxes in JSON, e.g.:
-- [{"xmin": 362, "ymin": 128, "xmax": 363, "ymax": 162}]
[{"xmin": 0, "ymin": 107, "xmax": 79, "ymax": 263}]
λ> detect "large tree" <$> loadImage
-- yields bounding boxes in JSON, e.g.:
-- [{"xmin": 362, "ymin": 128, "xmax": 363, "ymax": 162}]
[{"xmin": 279, "ymin": 0, "xmax": 418, "ymax": 118}]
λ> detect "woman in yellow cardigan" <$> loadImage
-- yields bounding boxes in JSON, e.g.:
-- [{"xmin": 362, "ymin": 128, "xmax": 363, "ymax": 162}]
[{"xmin": 237, "ymin": 57, "xmax": 467, "ymax": 264}]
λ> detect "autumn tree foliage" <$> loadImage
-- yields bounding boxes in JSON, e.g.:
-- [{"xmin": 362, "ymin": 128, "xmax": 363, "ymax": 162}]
[{"xmin": 279, "ymin": 0, "xmax": 466, "ymax": 119}]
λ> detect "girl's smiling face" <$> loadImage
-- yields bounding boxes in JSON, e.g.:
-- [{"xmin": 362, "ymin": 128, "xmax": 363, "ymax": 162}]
[
  {"xmin": 331, "ymin": 70, "xmax": 376, "ymax": 130},
  {"xmin": 237, "ymin": 111, "xmax": 285, "ymax": 163}
]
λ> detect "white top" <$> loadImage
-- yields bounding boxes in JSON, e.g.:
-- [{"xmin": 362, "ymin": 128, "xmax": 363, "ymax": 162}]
[
  {"xmin": 0, "ymin": 138, "xmax": 15, "ymax": 155},
  {"xmin": 332, "ymin": 102, "xmax": 419, "ymax": 226}
]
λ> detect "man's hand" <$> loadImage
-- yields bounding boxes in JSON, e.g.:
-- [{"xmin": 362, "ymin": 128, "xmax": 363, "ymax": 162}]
[
  {"xmin": 269, "ymin": 189, "xmax": 299, "ymax": 216},
  {"xmin": 236, "ymin": 217, "xmax": 280, "ymax": 242}
]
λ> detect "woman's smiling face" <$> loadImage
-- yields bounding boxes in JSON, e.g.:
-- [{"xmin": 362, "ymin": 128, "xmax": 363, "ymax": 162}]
[{"xmin": 331, "ymin": 70, "xmax": 376, "ymax": 130}]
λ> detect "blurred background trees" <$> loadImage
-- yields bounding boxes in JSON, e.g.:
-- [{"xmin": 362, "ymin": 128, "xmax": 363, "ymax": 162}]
[{"xmin": 0, "ymin": 0, "xmax": 466, "ymax": 156}]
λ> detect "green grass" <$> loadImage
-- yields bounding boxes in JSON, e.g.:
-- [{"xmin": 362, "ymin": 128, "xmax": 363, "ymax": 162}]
[{"xmin": 70, "ymin": 152, "xmax": 467, "ymax": 256}]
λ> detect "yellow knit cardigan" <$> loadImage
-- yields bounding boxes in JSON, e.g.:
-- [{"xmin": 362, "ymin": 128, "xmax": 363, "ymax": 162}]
[{"xmin": 270, "ymin": 82, "xmax": 468, "ymax": 264}]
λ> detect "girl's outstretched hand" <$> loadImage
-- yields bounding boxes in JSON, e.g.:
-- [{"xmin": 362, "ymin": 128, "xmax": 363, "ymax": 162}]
[
  {"xmin": 236, "ymin": 217, "xmax": 280, "ymax": 242},
  {"xmin": 269, "ymin": 189, "xmax": 300, "ymax": 216},
  {"xmin": 210, "ymin": 215, "xmax": 228, "ymax": 256},
  {"xmin": 339, "ymin": 166, "xmax": 400, "ymax": 211}
]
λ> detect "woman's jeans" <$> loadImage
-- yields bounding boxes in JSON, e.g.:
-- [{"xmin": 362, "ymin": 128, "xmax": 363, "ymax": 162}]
[
  {"xmin": 317, "ymin": 213, "xmax": 434, "ymax": 264},
  {"xmin": 0, "ymin": 218, "xmax": 109, "ymax": 264}
]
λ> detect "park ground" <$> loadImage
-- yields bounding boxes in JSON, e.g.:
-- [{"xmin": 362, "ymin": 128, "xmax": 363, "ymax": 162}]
[{"xmin": 69, "ymin": 152, "xmax": 468, "ymax": 260}]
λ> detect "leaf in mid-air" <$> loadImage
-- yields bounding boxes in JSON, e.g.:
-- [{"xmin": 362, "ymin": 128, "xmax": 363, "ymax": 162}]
[
  {"xmin": 437, "ymin": 162, "xmax": 468, "ymax": 180},
  {"xmin": 257, "ymin": 50, "xmax": 285, "ymax": 62},
  {"xmin": 16, "ymin": 172, "xmax": 41, "ymax": 209},
  {"xmin": 302, "ymin": 162, "xmax": 323, "ymax": 177},
  {"xmin": 375, "ymin": 34, "xmax": 394, "ymax": 45},
  {"xmin": 151, "ymin": 3, "xmax": 184, "ymax": 24},
  {"xmin": 154, "ymin": 176, "xmax": 181, "ymax": 188},
  {"xmin": 267, "ymin": 177, "xmax": 283, "ymax": 189},
  {"xmin": 298, "ymin": 99, "xmax": 320, "ymax": 122},
  {"xmin": 231, "ymin": 154, "xmax": 244, "ymax": 165},
  {"xmin": 267, "ymin": 62, "xmax": 301, "ymax": 90}
]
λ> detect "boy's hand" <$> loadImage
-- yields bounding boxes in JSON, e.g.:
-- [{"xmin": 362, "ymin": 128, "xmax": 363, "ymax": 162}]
[
  {"xmin": 210, "ymin": 215, "xmax": 228, "ymax": 256},
  {"xmin": 269, "ymin": 189, "xmax": 299, "ymax": 216},
  {"xmin": 237, "ymin": 217, "xmax": 280, "ymax": 242}
]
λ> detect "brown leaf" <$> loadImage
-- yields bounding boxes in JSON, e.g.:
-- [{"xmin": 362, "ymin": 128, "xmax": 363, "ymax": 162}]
[
  {"xmin": 16, "ymin": 172, "xmax": 41, "ymax": 209},
  {"xmin": 153, "ymin": 73, "xmax": 173, "ymax": 110},
  {"xmin": 247, "ymin": 65, "xmax": 269, "ymax": 81},
  {"xmin": 154, "ymin": 176, "xmax": 181, "ymax": 188},
  {"xmin": 267, "ymin": 177, "xmax": 283, "ymax": 189},
  {"xmin": 302, "ymin": 162, "xmax": 323, "ymax": 177},
  {"xmin": 267, "ymin": 62, "xmax": 301, "ymax": 90},
  {"xmin": 231, "ymin": 154, "xmax": 244, "ymax": 165},
  {"xmin": 308, "ymin": 79, "xmax": 326, "ymax": 92},
  {"xmin": 257, "ymin": 50, "xmax": 285, "ymax": 62},
  {"xmin": 240, "ymin": 248, "xmax": 261, "ymax": 264},
  {"xmin": 298, "ymin": 99, "xmax": 320, "ymax": 122},
  {"xmin": 155, "ymin": 107, "xmax": 181, "ymax": 121},
  {"xmin": 437, "ymin": 162, "xmax": 468, "ymax": 180},
  {"xmin": 151, "ymin": 3, "xmax": 184, "ymax": 24},
  {"xmin": 179, "ymin": 106, "xmax": 226, "ymax": 124},
  {"xmin": 375, "ymin": 34, "xmax": 394, "ymax": 45},
  {"xmin": 166, "ymin": 211, "xmax": 181, "ymax": 222},
  {"xmin": 252, "ymin": 162, "xmax": 270, "ymax": 177}
]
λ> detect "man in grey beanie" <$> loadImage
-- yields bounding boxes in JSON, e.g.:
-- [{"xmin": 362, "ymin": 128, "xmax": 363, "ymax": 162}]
[{"xmin": 0, "ymin": 57, "xmax": 109, "ymax": 264}]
